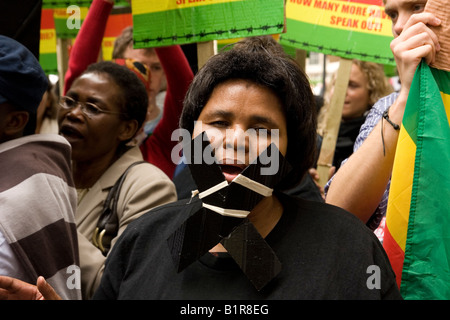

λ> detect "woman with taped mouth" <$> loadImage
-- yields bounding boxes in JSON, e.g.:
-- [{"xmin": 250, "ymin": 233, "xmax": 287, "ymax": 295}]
[
  {"xmin": 93, "ymin": 36, "xmax": 400, "ymax": 300},
  {"xmin": 0, "ymin": 36, "xmax": 401, "ymax": 300}
]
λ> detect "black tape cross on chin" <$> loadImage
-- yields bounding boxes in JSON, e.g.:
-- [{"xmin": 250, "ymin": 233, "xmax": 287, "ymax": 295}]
[{"xmin": 167, "ymin": 132, "xmax": 292, "ymax": 290}]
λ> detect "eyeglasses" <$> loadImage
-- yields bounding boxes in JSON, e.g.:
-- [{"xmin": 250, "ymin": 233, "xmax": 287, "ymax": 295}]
[{"xmin": 59, "ymin": 96, "xmax": 126, "ymax": 119}]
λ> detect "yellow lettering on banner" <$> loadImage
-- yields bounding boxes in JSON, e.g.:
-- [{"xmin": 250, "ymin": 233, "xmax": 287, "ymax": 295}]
[
  {"xmin": 132, "ymin": 0, "xmax": 242, "ymax": 15},
  {"xmin": 53, "ymin": 7, "xmax": 88, "ymax": 19},
  {"xmin": 40, "ymin": 30, "xmax": 56, "ymax": 54},
  {"xmin": 287, "ymin": 0, "xmax": 392, "ymax": 36}
]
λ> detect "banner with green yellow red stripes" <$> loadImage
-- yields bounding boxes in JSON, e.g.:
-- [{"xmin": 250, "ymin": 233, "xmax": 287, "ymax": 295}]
[
  {"xmin": 39, "ymin": 2, "xmax": 132, "ymax": 74},
  {"xmin": 39, "ymin": 8, "xmax": 58, "ymax": 75},
  {"xmin": 131, "ymin": 0, "xmax": 285, "ymax": 48},
  {"xmin": 280, "ymin": 0, "xmax": 395, "ymax": 65}
]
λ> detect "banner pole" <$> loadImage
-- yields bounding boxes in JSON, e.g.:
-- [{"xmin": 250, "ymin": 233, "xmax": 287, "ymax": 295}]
[
  {"xmin": 295, "ymin": 49, "xmax": 307, "ymax": 71},
  {"xmin": 56, "ymin": 37, "xmax": 70, "ymax": 94},
  {"xmin": 197, "ymin": 40, "xmax": 217, "ymax": 70},
  {"xmin": 316, "ymin": 57, "xmax": 352, "ymax": 188}
]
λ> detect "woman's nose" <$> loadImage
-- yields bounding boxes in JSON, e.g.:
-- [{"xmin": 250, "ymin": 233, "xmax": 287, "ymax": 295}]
[
  {"xmin": 65, "ymin": 103, "xmax": 84, "ymax": 119},
  {"xmin": 223, "ymin": 127, "xmax": 249, "ymax": 153}
]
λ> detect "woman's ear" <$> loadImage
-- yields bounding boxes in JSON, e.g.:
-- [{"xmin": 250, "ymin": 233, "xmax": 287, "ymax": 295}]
[{"xmin": 117, "ymin": 119, "xmax": 139, "ymax": 142}]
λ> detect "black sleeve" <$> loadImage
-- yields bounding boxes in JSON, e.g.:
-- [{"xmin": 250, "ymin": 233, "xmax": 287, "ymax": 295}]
[{"xmin": 92, "ymin": 225, "xmax": 139, "ymax": 300}]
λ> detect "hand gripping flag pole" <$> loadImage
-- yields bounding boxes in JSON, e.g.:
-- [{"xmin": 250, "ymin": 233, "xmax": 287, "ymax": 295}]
[{"xmin": 167, "ymin": 132, "xmax": 292, "ymax": 290}]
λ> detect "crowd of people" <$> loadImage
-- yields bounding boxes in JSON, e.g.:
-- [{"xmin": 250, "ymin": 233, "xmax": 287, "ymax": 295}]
[{"xmin": 0, "ymin": 0, "xmax": 446, "ymax": 301}]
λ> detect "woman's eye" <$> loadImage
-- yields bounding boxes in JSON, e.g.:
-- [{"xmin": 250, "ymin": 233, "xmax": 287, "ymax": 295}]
[
  {"xmin": 257, "ymin": 127, "xmax": 272, "ymax": 135},
  {"xmin": 211, "ymin": 120, "xmax": 228, "ymax": 127},
  {"xmin": 247, "ymin": 127, "xmax": 271, "ymax": 136},
  {"xmin": 85, "ymin": 104, "xmax": 101, "ymax": 115},
  {"xmin": 65, "ymin": 98, "xmax": 76, "ymax": 108},
  {"xmin": 348, "ymin": 82, "xmax": 359, "ymax": 89}
]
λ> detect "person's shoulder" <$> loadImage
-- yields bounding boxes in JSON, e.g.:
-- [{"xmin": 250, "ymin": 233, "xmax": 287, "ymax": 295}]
[
  {"xmin": 122, "ymin": 147, "xmax": 172, "ymax": 182},
  {"xmin": 0, "ymin": 134, "xmax": 73, "ymax": 181},
  {"xmin": 371, "ymin": 91, "xmax": 399, "ymax": 113},
  {"xmin": 0, "ymin": 133, "xmax": 69, "ymax": 153},
  {"xmin": 124, "ymin": 196, "xmax": 202, "ymax": 235},
  {"xmin": 363, "ymin": 91, "xmax": 400, "ymax": 125},
  {"xmin": 124, "ymin": 161, "xmax": 176, "ymax": 201},
  {"xmin": 128, "ymin": 160, "xmax": 171, "ymax": 182}
]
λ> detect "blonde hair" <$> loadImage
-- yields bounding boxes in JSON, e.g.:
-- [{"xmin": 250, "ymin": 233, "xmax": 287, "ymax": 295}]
[
  {"xmin": 352, "ymin": 59, "xmax": 393, "ymax": 106},
  {"xmin": 317, "ymin": 59, "xmax": 393, "ymax": 133}
]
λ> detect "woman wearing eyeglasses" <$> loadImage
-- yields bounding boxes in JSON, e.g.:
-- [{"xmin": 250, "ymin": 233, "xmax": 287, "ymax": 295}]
[{"xmin": 58, "ymin": 61, "xmax": 177, "ymax": 299}]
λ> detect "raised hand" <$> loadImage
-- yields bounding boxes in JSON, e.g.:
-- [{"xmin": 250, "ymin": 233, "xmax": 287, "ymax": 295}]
[{"xmin": 390, "ymin": 12, "xmax": 441, "ymax": 94}]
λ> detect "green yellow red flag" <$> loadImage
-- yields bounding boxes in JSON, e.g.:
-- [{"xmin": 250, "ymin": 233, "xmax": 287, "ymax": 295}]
[{"xmin": 383, "ymin": 60, "xmax": 450, "ymax": 299}]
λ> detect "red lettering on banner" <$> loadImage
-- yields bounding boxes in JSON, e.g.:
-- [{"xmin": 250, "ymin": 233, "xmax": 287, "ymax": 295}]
[
  {"xmin": 314, "ymin": 0, "xmax": 340, "ymax": 11},
  {"xmin": 368, "ymin": 5, "xmax": 389, "ymax": 20},
  {"xmin": 330, "ymin": 16, "xmax": 359, "ymax": 28},
  {"xmin": 341, "ymin": 4, "xmax": 366, "ymax": 16},
  {"xmin": 40, "ymin": 30, "xmax": 54, "ymax": 40},
  {"xmin": 289, "ymin": 0, "xmax": 387, "ymax": 32},
  {"xmin": 290, "ymin": 0, "xmax": 313, "ymax": 5},
  {"xmin": 361, "ymin": 20, "xmax": 383, "ymax": 31}
]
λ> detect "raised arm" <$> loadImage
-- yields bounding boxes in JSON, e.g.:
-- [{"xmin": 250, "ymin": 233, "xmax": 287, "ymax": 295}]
[
  {"xmin": 325, "ymin": 12, "xmax": 441, "ymax": 223},
  {"xmin": 63, "ymin": 0, "xmax": 114, "ymax": 94},
  {"xmin": 140, "ymin": 45, "xmax": 194, "ymax": 178}
]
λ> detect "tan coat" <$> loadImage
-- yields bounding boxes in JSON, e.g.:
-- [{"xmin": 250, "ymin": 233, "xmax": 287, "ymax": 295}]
[{"xmin": 75, "ymin": 146, "xmax": 177, "ymax": 299}]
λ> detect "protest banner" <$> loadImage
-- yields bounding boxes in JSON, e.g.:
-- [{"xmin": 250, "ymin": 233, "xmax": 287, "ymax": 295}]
[
  {"xmin": 131, "ymin": 0, "xmax": 285, "ymax": 49},
  {"xmin": 40, "ymin": 0, "xmax": 132, "ymax": 90},
  {"xmin": 42, "ymin": 1, "xmax": 91, "ymax": 89},
  {"xmin": 42, "ymin": 0, "xmax": 92, "ymax": 8},
  {"xmin": 280, "ymin": 0, "xmax": 394, "ymax": 65},
  {"xmin": 52, "ymin": 6, "xmax": 89, "ymax": 39},
  {"xmin": 281, "ymin": 0, "xmax": 395, "ymax": 186},
  {"xmin": 39, "ymin": 8, "xmax": 58, "ymax": 75}
]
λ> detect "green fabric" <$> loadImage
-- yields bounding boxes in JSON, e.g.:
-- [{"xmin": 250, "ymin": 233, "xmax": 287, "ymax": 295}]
[{"xmin": 401, "ymin": 61, "xmax": 450, "ymax": 299}]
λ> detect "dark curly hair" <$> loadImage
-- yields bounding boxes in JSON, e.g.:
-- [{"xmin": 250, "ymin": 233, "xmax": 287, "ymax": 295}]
[{"xmin": 180, "ymin": 36, "xmax": 317, "ymax": 190}]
